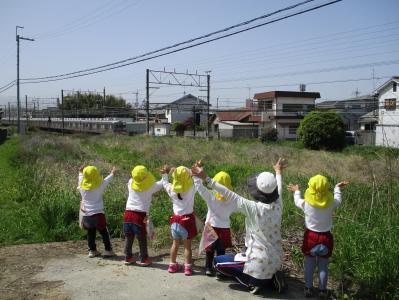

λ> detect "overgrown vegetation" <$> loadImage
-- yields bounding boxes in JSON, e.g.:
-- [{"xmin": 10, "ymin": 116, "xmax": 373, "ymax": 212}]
[{"xmin": 0, "ymin": 133, "xmax": 398, "ymax": 299}]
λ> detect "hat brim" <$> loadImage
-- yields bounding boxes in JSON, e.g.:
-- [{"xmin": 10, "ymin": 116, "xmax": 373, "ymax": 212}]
[{"xmin": 247, "ymin": 173, "xmax": 279, "ymax": 204}]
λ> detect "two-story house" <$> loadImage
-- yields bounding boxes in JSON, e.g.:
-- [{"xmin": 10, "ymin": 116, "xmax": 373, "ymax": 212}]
[
  {"xmin": 316, "ymin": 95, "xmax": 378, "ymax": 130},
  {"xmin": 253, "ymin": 91, "xmax": 320, "ymax": 140},
  {"xmin": 375, "ymin": 76, "xmax": 399, "ymax": 148},
  {"xmin": 164, "ymin": 94, "xmax": 209, "ymax": 125}
]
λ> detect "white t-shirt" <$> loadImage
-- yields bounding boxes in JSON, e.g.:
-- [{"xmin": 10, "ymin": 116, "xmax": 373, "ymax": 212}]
[
  {"xmin": 193, "ymin": 177, "xmax": 237, "ymax": 228},
  {"xmin": 294, "ymin": 186, "xmax": 342, "ymax": 232},
  {"xmin": 125, "ymin": 178, "xmax": 163, "ymax": 213},
  {"xmin": 78, "ymin": 173, "xmax": 113, "ymax": 216},
  {"xmin": 162, "ymin": 174, "xmax": 196, "ymax": 216}
]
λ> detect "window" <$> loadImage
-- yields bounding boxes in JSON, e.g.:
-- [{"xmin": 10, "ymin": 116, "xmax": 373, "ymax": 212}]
[
  {"xmin": 258, "ymin": 100, "xmax": 273, "ymax": 110},
  {"xmin": 288, "ymin": 124, "xmax": 298, "ymax": 134},
  {"xmin": 306, "ymin": 104, "xmax": 315, "ymax": 111},
  {"xmin": 282, "ymin": 104, "xmax": 303, "ymax": 112},
  {"xmin": 384, "ymin": 98, "xmax": 396, "ymax": 110},
  {"xmin": 393, "ymin": 82, "xmax": 397, "ymax": 92}
]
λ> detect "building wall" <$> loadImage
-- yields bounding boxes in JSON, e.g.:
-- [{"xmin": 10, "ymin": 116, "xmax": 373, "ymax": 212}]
[
  {"xmin": 376, "ymin": 82, "xmax": 399, "ymax": 148},
  {"xmin": 258, "ymin": 96, "xmax": 315, "ymax": 140}
]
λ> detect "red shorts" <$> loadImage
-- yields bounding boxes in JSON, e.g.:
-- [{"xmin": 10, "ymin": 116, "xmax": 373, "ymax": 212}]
[
  {"xmin": 302, "ymin": 228, "xmax": 334, "ymax": 258},
  {"xmin": 169, "ymin": 213, "xmax": 197, "ymax": 240},
  {"xmin": 82, "ymin": 213, "xmax": 107, "ymax": 230},
  {"xmin": 124, "ymin": 210, "xmax": 147, "ymax": 236},
  {"xmin": 213, "ymin": 227, "xmax": 232, "ymax": 249}
]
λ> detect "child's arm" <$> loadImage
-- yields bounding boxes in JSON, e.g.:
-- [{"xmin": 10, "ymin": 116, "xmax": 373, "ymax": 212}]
[
  {"xmin": 150, "ymin": 179, "xmax": 164, "ymax": 194},
  {"xmin": 273, "ymin": 158, "xmax": 286, "ymax": 208},
  {"xmin": 192, "ymin": 176, "xmax": 216, "ymax": 205},
  {"xmin": 333, "ymin": 181, "xmax": 348, "ymax": 208},
  {"xmin": 101, "ymin": 166, "xmax": 116, "ymax": 190},
  {"xmin": 78, "ymin": 165, "xmax": 85, "ymax": 187},
  {"xmin": 159, "ymin": 164, "xmax": 174, "ymax": 196},
  {"xmin": 287, "ymin": 183, "xmax": 305, "ymax": 210},
  {"xmin": 191, "ymin": 166, "xmax": 249, "ymax": 215}
]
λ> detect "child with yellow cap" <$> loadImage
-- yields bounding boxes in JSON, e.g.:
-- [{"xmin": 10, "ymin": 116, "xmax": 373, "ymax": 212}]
[
  {"xmin": 288, "ymin": 175, "xmax": 348, "ymax": 299},
  {"xmin": 160, "ymin": 165, "xmax": 197, "ymax": 276},
  {"xmin": 191, "ymin": 158, "xmax": 286, "ymax": 295},
  {"xmin": 123, "ymin": 165, "xmax": 163, "ymax": 266},
  {"xmin": 78, "ymin": 165, "xmax": 116, "ymax": 258},
  {"xmin": 191, "ymin": 161, "xmax": 237, "ymax": 276}
]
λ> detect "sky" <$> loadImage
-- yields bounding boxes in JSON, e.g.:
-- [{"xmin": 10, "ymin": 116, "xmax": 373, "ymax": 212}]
[{"xmin": 0, "ymin": 0, "xmax": 399, "ymax": 109}]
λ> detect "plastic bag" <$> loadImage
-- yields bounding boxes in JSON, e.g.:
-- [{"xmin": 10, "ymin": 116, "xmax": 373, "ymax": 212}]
[
  {"xmin": 145, "ymin": 217, "xmax": 156, "ymax": 240},
  {"xmin": 194, "ymin": 214, "xmax": 204, "ymax": 233},
  {"xmin": 78, "ymin": 201, "xmax": 85, "ymax": 229},
  {"xmin": 198, "ymin": 222, "xmax": 219, "ymax": 255}
]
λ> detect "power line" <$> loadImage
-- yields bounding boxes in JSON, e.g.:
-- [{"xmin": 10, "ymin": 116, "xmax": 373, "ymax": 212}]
[
  {"xmin": 214, "ymin": 59, "xmax": 399, "ymax": 84},
  {"xmin": 20, "ymin": 0, "xmax": 340, "ymax": 83}
]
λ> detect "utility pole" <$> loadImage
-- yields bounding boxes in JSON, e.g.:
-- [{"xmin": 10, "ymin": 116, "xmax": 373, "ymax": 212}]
[
  {"xmin": 25, "ymin": 95, "xmax": 28, "ymax": 125},
  {"xmin": 103, "ymin": 87, "xmax": 106, "ymax": 118},
  {"xmin": 8, "ymin": 102, "xmax": 11, "ymax": 123},
  {"xmin": 193, "ymin": 106, "xmax": 196, "ymax": 138},
  {"xmin": 146, "ymin": 68, "xmax": 150, "ymax": 135},
  {"xmin": 206, "ymin": 73, "xmax": 210, "ymax": 139},
  {"xmin": 16, "ymin": 26, "xmax": 34, "ymax": 134},
  {"xmin": 61, "ymin": 91, "xmax": 64, "ymax": 135}
]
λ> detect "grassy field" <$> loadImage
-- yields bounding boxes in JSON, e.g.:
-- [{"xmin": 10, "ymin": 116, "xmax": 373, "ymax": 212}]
[{"xmin": 0, "ymin": 132, "xmax": 398, "ymax": 299}]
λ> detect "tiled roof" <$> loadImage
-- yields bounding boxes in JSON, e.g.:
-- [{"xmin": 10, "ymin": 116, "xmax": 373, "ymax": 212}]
[
  {"xmin": 254, "ymin": 91, "xmax": 320, "ymax": 99},
  {"xmin": 217, "ymin": 111, "xmax": 251, "ymax": 121}
]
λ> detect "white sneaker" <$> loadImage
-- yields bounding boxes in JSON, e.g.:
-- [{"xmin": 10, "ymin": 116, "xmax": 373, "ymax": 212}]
[
  {"xmin": 88, "ymin": 250, "xmax": 101, "ymax": 258},
  {"xmin": 103, "ymin": 250, "xmax": 116, "ymax": 257}
]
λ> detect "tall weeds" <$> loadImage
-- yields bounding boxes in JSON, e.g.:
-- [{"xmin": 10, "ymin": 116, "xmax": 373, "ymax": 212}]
[{"xmin": 1, "ymin": 133, "xmax": 398, "ymax": 299}]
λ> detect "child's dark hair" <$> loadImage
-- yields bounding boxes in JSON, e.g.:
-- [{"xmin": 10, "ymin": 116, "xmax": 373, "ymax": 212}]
[{"xmin": 177, "ymin": 193, "xmax": 183, "ymax": 200}]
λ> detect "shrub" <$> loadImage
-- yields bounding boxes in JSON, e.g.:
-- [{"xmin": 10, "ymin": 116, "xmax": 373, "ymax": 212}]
[
  {"xmin": 260, "ymin": 128, "xmax": 278, "ymax": 143},
  {"xmin": 171, "ymin": 121, "xmax": 185, "ymax": 136},
  {"xmin": 297, "ymin": 111, "xmax": 346, "ymax": 150}
]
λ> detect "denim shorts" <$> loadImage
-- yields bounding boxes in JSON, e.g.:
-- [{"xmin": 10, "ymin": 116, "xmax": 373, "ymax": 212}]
[{"xmin": 171, "ymin": 223, "xmax": 188, "ymax": 240}]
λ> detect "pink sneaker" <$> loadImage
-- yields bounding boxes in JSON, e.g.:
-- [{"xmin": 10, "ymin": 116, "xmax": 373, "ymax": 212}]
[
  {"xmin": 184, "ymin": 264, "xmax": 193, "ymax": 276},
  {"xmin": 168, "ymin": 262, "xmax": 180, "ymax": 273}
]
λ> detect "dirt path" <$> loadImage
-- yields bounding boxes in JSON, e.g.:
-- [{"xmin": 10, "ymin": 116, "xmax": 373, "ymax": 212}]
[{"xmin": 0, "ymin": 239, "xmax": 306, "ymax": 300}]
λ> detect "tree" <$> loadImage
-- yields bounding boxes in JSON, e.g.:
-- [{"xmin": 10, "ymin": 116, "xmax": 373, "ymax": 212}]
[
  {"xmin": 60, "ymin": 92, "xmax": 130, "ymax": 110},
  {"xmin": 297, "ymin": 111, "xmax": 346, "ymax": 150}
]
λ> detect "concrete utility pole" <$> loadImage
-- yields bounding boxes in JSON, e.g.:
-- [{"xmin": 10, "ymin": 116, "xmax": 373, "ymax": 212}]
[
  {"xmin": 146, "ymin": 69, "xmax": 150, "ymax": 135},
  {"xmin": 16, "ymin": 26, "xmax": 34, "ymax": 134}
]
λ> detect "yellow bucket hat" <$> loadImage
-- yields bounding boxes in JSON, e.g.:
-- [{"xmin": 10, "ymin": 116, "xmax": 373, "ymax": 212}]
[
  {"xmin": 304, "ymin": 174, "xmax": 334, "ymax": 209},
  {"xmin": 131, "ymin": 165, "xmax": 155, "ymax": 192},
  {"xmin": 80, "ymin": 166, "xmax": 103, "ymax": 191},
  {"xmin": 213, "ymin": 171, "xmax": 232, "ymax": 201},
  {"xmin": 172, "ymin": 166, "xmax": 193, "ymax": 193}
]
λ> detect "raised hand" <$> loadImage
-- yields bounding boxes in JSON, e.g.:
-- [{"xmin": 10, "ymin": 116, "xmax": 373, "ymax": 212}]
[
  {"xmin": 273, "ymin": 157, "xmax": 287, "ymax": 174},
  {"xmin": 159, "ymin": 164, "xmax": 171, "ymax": 174},
  {"xmin": 287, "ymin": 183, "xmax": 300, "ymax": 193},
  {"xmin": 111, "ymin": 166, "xmax": 117, "ymax": 175},
  {"xmin": 336, "ymin": 181, "xmax": 349, "ymax": 188},
  {"xmin": 191, "ymin": 165, "xmax": 207, "ymax": 180}
]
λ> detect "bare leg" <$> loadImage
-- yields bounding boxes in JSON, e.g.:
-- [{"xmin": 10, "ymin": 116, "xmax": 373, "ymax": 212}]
[
  {"xmin": 170, "ymin": 240, "xmax": 180, "ymax": 263},
  {"xmin": 183, "ymin": 239, "xmax": 192, "ymax": 265}
]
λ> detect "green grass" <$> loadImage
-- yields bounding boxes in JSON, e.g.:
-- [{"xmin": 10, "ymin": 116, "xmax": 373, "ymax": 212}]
[{"xmin": 0, "ymin": 133, "xmax": 398, "ymax": 299}]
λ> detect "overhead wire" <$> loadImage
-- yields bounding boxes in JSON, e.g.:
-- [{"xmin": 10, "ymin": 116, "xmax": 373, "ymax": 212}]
[{"xmin": 20, "ymin": 0, "xmax": 338, "ymax": 83}]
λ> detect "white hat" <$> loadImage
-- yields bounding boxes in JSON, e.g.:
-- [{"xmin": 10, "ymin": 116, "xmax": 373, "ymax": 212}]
[{"xmin": 256, "ymin": 172, "xmax": 277, "ymax": 194}]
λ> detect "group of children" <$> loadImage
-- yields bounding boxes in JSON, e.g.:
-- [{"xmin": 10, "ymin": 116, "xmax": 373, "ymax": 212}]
[{"xmin": 78, "ymin": 159, "xmax": 348, "ymax": 298}]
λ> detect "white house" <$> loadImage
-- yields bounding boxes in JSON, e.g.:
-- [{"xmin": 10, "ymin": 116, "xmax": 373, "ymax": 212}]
[
  {"xmin": 152, "ymin": 123, "xmax": 171, "ymax": 136},
  {"xmin": 253, "ymin": 91, "xmax": 320, "ymax": 140},
  {"xmin": 211, "ymin": 111, "xmax": 260, "ymax": 138},
  {"xmin": 375, "ymin": 76, "xmax": 399, "ymax": 148},
  {"xmin": 164, "ymin": 94, "xmax": 209, "ymax": 125}
]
